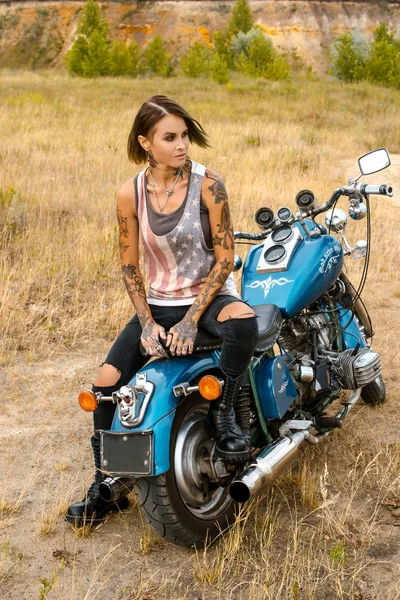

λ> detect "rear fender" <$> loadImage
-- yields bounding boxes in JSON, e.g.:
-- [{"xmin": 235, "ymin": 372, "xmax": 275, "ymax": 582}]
[{"xmin": 110, "ymin": 351, "xmax": 221, "ymax": 475}]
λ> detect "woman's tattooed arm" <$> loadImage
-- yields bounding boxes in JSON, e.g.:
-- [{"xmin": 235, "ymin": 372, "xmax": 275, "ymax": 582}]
[
  {"xmin": 117, "ymin": 186, "xmax": 151, "ymax": 326},
  {"xmin": 117, "ymin": 183, "xmax": 167, "ymax": 357}
]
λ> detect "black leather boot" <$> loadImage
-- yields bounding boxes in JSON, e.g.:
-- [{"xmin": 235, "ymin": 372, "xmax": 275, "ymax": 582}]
[
  {"xmin": 65, "ymin": 436, "xmax": 129, "ymax": 528},
  {"xmin": 209, "ymin": 375, "xmax": 250, "ymax": 463}
]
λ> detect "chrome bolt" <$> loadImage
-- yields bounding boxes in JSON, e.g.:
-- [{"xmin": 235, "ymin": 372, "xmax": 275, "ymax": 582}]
[{"xmin": 103, "ymin": 459, "xmax": 108, "ymax": 466}]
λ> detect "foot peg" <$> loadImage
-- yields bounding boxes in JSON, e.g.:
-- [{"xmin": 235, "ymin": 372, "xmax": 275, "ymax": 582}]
[{"xmin": 314, "ymin": 415, "xmax": 343, "ymax": 429}]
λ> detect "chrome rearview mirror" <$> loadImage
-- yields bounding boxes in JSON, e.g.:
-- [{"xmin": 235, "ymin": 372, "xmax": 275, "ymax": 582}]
[{"xmin": 358, "ymin": 148, "xmax": 391, "ymax": 176}]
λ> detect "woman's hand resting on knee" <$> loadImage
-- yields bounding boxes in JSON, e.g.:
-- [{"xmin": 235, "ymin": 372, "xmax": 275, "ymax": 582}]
[
  {"xmin": 141, "ymin": 320, "xmax": 169, "ymax": 358},
  {"xmin": 166, "ymin": 316, "xmax": 198, "ymax": 356}
]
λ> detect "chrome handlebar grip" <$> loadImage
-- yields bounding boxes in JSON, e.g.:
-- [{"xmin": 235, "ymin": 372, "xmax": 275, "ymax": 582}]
[{"xmin": 359, "ymin": 183, "xmax": 393, "ymax": 196}]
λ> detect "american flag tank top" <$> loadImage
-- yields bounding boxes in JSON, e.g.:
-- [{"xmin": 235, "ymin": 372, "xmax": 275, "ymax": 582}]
[{"xmin": 136, "ymin": 160, "xmax": 239, "ymax": 306}]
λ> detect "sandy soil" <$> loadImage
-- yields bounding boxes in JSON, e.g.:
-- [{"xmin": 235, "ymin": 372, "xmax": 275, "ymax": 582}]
[{"xmin": 1, "ymin": 156, "xmax": 400, "ymax": 600}]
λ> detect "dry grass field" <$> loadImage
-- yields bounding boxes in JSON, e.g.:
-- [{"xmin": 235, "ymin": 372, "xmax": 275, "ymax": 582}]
[{"xmin": 1, "ymin": 70, "xmax": 400, "ymax": 600}]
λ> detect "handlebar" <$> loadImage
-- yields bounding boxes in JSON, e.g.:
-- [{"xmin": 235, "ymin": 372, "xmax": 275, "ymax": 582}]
[
  {"xmin": 312, "ymin": 182, "xmax": 393, "ymax": 217},
  {"xmin": 234, "ymin": 231, "xmax": 267, "ymax": 241},
  {"xmin": 235, "ymin": 180, "xmax": 393, "ymax": 240}
]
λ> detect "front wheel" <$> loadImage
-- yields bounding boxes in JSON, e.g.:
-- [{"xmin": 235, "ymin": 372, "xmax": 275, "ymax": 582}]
[
  {"xmin": 133, "ymin": 394, "xmax": 239, "ymax": 546},
  {"xmin": 361, "ymin": 375, "xmax": 386, "ymax": 405}
]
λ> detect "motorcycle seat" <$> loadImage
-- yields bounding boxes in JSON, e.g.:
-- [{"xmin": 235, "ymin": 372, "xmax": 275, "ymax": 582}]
[{"xmin": 193, "ymin": 303, "xmax": 282, "ymax": 353}]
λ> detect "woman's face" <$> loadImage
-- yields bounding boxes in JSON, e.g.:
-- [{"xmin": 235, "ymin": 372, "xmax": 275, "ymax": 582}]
[{"xmin": 141, "ymin": 114, "xmax": 190, "ymax": 169}]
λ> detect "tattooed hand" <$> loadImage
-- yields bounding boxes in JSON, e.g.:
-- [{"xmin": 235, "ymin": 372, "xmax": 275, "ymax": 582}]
[
  {"xmin": 141, "ymin": 318, "xmax": 168, "ymax": 358},
  {"xmin": 166, "ymin": 317, "xmax": 198, "ymax": 356}
]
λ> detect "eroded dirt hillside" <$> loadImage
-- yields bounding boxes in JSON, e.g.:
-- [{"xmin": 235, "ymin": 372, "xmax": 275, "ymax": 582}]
[{"xmin": 1, "ymin": 0, "xmax": 400, "ymax": 71}]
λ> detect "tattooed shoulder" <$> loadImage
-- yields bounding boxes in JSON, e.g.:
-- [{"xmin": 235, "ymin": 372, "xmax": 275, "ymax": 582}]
[{"xmin": 205, "ymin": 170, "xmax": 228, "ymax": 205}]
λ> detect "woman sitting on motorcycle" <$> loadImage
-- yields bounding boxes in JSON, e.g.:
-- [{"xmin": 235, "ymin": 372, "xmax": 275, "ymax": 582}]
[{"xmin": 66, "ymin": 95, "xmax": 259, "ymax": 527}]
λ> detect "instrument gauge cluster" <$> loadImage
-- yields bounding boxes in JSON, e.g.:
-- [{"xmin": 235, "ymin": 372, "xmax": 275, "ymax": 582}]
[{"xmin": 257, "ymin": 223, "xmax": 303, "ymax": 273}]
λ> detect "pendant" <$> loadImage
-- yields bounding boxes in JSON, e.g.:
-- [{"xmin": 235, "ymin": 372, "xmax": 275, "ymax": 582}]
[{"xmin": 165, "ymin": 190, "xmax": 173, "ymax": 197}]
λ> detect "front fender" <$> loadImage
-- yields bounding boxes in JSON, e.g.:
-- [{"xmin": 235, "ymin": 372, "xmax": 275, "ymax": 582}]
[{"xmin": 110, "ymin": 351, "xmax": 221, "ymax": 475}]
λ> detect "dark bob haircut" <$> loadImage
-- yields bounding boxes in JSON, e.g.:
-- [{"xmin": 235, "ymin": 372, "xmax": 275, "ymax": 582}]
[{"xmin": 127, "ymin": 95, "xmax": 210, "ymax": 164}]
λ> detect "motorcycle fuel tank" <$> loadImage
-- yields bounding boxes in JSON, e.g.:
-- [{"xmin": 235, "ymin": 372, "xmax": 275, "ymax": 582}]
[
  {"xmin": 242, "ymin": 228, "xmax": 343, "ymax": 318},
  {"xmin": 252, "ymin": 356, "xmax": 298, "ymax": 419}
]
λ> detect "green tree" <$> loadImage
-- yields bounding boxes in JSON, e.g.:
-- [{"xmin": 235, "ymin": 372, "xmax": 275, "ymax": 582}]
[
  {"xmin": 140, "ymin": 35, "xmax": 173, "ymax": 77},
  {"xmin": 330, "ymin": 31, "xmax": 367, "ymax": 82},
  {"xmin": 66, "ymin": 34, "xmax": 88, "ymax": 75},
  {"xmin": 76, "ymin": 0, "xmax": 108, "ymax": 38},
  {"xmin": 180, "ymin": 41, "xmax": 212, "ymax": 77},
  {"xmin": 229, "ymin": 0, "xmax": 254, "ymax": 36},
  {"xmin": 81, "ymin": 30, "xmax": 110, "ymax": 77},
  {"xmin": 66, "ymin": 0, "xmax": 110, "ymax": 76}
]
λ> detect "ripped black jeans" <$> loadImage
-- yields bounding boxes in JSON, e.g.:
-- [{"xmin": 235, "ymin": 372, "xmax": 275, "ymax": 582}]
[{"xmin": 92, "ymin": 295, "xmax": 258, "ymax": 434}]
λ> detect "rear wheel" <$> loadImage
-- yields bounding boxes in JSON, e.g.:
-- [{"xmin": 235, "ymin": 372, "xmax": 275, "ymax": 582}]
[
  {"xmin": 361, "ymin": 375, "xmax": 386, "ymax": 405},
  {"xmin": 133, "ymin": 394, "xmax": 239, "ymax": 546}
]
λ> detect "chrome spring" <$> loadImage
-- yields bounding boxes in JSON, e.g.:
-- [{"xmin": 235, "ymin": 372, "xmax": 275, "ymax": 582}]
[{"xmin": 235, "ymin": 385, "xmax": 252, "ymax": 435}]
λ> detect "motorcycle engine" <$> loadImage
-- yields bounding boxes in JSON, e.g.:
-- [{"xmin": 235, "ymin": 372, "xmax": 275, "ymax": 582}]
[
  {"xmin": 279, "ymin": 313, "xmax": 335, "ymax": 406},
  {"xmin": 279, "ymin": 313, "xmax": 332, "ymax": 354},
  {"xmin": 331, "ymin": 348, "xmax": 382, "ymax": 389}
]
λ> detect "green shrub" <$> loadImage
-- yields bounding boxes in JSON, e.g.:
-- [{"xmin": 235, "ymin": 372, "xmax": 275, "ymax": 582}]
[
  {"xmin": 229, "ymin": 0, "xmax": 254, "ymax": 36},
  {"xmin": 330, "ymin": 23, "xmax": 400, "ymax": 88},
  {"xmin": 109, "ymin": 40, "xmax": 140, "ymax": 76},
  {"xmin": 231, "ymin": 28, "xmax": 261, "ymax": 58},
  {"xmin": 180, "ymin": 41, "xmax": 212, "ymax": 77},
  {"xmin": 140, "ymin": 35, "xmax": 173, "ymax": 77},
  {"xmin": 330, "ymin": 30, "xmax": 368, "ymax": 82},
  {"xmin": 212, "ymin": 30, "xmax": 234, "ymax": 68},
  {"xmin": 209, "ymin": 53, "xmax": 229, "ymax": 84},
  {"xmin": 234, "ymin": 29, "xmax": 291, "ymax": 81},
  {"xmin": 364, "ymin": 23, "xmax": 400, "ymax": 88}
]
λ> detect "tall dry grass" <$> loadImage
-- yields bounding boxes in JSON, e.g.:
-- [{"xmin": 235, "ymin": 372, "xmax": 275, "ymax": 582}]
[
  {"xmin": 1, "ymin": 69, "xmax": 399, "ymax": 363},
  {"xmin": 1, "ymin": 70, "xmax": 400, "ymax": 600}
]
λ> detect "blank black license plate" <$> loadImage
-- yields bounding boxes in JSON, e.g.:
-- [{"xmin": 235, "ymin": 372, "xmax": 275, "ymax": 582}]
[{"xmin": 100, "ymin": 430, "xmax": 153, "ymax": 476}]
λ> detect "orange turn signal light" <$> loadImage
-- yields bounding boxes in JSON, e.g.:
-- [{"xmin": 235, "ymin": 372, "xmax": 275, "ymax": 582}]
[
  {"xmin": 198, "ymin": 375, "xmax": 222, "ymax": 401},
  {"xmin": 78, "ymin": 390, "xmax": 99, "ymax": 412}
]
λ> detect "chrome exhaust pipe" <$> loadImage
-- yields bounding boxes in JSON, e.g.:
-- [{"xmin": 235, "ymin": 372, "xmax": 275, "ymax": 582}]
[
  {"xmin": 98, "ymin": 476, "xmax": 135, "ymax": 503},
  {"xmin": 229, "ymin": 389, "xmax": 363, "ymax": 503},
  {"xmin": 229, "ymin": 431, "xmax": 309, "ymax": 503}
]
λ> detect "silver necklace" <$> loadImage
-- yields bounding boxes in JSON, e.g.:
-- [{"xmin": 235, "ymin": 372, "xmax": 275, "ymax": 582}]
[{"xmin": 147, "ymin": 168, "xmax": 182, "ymax": 213}]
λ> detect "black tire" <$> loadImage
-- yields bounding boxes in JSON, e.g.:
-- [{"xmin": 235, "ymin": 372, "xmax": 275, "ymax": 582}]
[
  {"xmin": 133, "ymin": 394, "xmax": 239, "ymax": 546},
  {"xmin": 361, "ymin": 375, "xmax": 386, "ymax": 405}
]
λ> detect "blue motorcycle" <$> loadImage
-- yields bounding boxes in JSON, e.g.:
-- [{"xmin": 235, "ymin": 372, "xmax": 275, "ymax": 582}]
[{"xmin": 79, "ymin": 148, "xmax": 392, "ymax": 546}]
